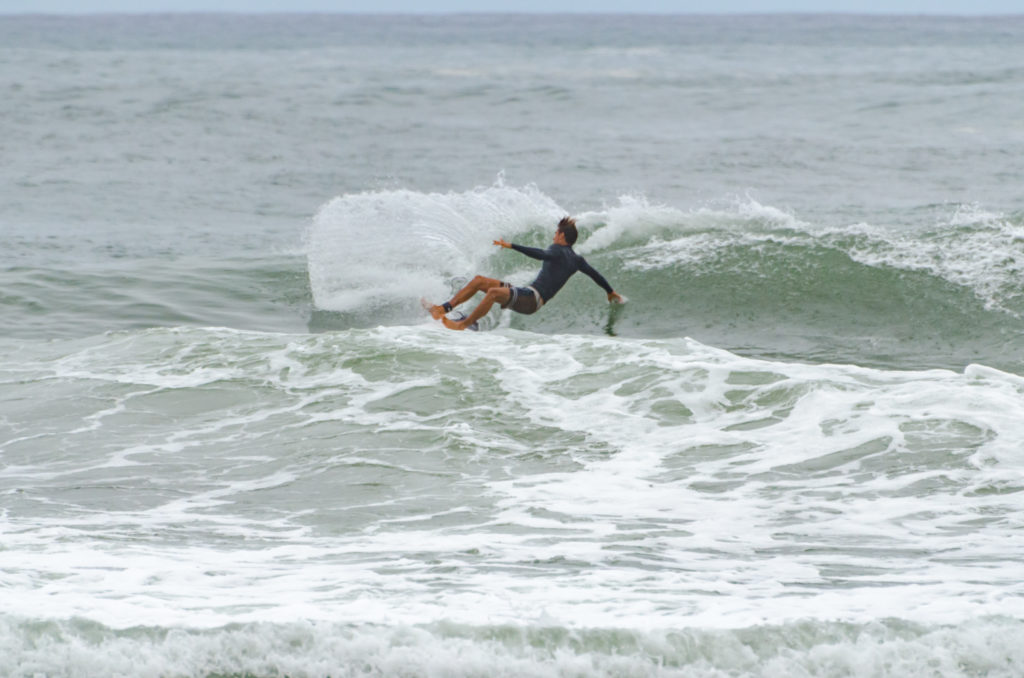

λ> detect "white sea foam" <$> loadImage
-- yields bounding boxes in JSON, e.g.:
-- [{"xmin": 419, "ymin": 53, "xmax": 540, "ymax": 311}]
[
  {"xmin": 306, "ymin": 183, "xmax": 564, "ymax": 314},
  {"xmin": 831, "ymin": 209, "xmax": 1024, "ymax": 313},
  {"xmin": 2, "ymin": 327, "xmax": 1022, "ymax": 634},
  {"xmin": 575, "ymin": 195, "xmax": 690, "ymax": 253},
  {"xmin": 2, "ymin": 616, "xmax": 1023, "ymax": 678}
]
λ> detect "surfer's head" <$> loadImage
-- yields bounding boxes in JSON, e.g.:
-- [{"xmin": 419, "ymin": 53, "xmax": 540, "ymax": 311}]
[{"xmin": 556, "ymin": 216, "xmax": 578, "ymax": 246}]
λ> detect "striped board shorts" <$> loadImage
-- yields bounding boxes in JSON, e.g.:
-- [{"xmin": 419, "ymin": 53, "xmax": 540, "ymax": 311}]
[{"xmin": 500, "ymin": 283, "xmax": 544, "ymax": 315}]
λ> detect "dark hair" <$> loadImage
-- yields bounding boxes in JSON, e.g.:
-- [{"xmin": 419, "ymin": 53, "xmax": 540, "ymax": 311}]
[{"xmin": 557, "ymin": 216, "xmax": 578, "ymax": 246}]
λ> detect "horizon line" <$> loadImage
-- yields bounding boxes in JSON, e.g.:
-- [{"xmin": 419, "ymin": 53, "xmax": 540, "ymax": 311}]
[{"xmin": 3, "ymin": 9, "xmax": 1023, "ymax": 16}]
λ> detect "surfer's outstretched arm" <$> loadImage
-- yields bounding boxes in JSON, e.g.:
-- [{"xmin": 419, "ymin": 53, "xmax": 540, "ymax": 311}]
[
  {"xmin": 579, "ymin": 259, "xmax": 625, "ymax": 304},
  {"xmin": 494, "ymin": 239, "xmax": 555, "ymax": 261}
]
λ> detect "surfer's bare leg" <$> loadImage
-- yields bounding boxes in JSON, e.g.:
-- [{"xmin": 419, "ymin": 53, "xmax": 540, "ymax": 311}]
[
  {"xmin": 429, "ymin": 275, "xmax": 503, "ymax": 319},
  {"xmin": 442, "ymin": 285, "xmax": 511, "ymax": 330}
]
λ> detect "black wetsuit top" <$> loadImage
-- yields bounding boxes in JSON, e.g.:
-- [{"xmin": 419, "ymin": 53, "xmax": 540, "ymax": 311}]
[{"xmin": 510, "ymin": 243, "xmax": 614, "ymax": 303}]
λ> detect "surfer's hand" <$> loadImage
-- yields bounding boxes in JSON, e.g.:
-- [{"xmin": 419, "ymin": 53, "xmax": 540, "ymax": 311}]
[
  {"xmin": 608, "ymin": 291, "xmax": 626, "ymax": 304},
  {"xmin": 493, "ymin": 239, "xmax": 511, "ymax": 248}
]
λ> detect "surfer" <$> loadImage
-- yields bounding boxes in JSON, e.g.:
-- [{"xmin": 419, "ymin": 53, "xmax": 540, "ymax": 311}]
[{"xmin": 425, "ymin": 216, "xmax": 625, "ymax": 330}]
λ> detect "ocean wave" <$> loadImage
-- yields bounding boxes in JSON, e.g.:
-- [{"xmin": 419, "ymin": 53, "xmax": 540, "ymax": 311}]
[
  {"xmin": 3, "ymin": 616, "xmax": 1022, "ymax": 678},
  {"xmin": 593, "ymin": 198, "xmax": 1024, "ymax": 316},
  {"xmin": 308, "ymin": 186, "xmax": 1024, "ymax": 316},
  {"xmin": 4, "ymin": 185, "xmax": 1022, "ymax": 372},
  {"xmin": 304, "ymin": 184, "xmax": 1024, "ymax": 369}
]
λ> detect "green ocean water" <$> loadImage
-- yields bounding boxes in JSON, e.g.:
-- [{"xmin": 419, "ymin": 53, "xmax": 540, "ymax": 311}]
[{"xmin": 8, "ymin": 194, "xmax": 1024, "ymax": 371}]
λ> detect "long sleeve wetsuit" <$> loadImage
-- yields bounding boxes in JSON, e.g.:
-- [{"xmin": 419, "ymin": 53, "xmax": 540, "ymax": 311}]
[{"xmin": 510, "ymin": 243, "xmax": 614, "ymax": 303}]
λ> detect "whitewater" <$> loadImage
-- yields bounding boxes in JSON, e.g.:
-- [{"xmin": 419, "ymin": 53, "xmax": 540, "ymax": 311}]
[{"xmin": 2, "ymin": 12, "xmax": 1024, "ymax": 678}]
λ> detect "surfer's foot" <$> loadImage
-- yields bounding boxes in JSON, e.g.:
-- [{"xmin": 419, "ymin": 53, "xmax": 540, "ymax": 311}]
[
  {"xmin": 442, "ymin": 316, "xmax": 466, "ymax": 331},
  {"xmin": 420, "ymin": 297, "xmax": 448, "ymax": 320}
]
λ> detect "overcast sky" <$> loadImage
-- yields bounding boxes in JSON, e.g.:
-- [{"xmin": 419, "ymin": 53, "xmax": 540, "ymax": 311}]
[{"xmin": 2, "ymin": 1, "xmax": 1022, "ymax": 14}]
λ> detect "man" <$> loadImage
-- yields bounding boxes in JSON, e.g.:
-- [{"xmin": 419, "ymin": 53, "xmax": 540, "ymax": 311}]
[{"xmin": 425, "ymin": 216, "xmax": 625, "ymax": 331}]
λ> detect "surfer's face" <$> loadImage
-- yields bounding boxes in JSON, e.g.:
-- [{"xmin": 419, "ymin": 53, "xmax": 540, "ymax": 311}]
[{"xmin": 553, "ymin": 230, "xmax": 568, "ymax": 246}]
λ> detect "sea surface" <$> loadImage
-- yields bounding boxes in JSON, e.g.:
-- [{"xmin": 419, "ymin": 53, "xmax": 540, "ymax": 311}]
[{"xmin": 2, "ymin": 13, "xmax": 1024, "ymax": 678}]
